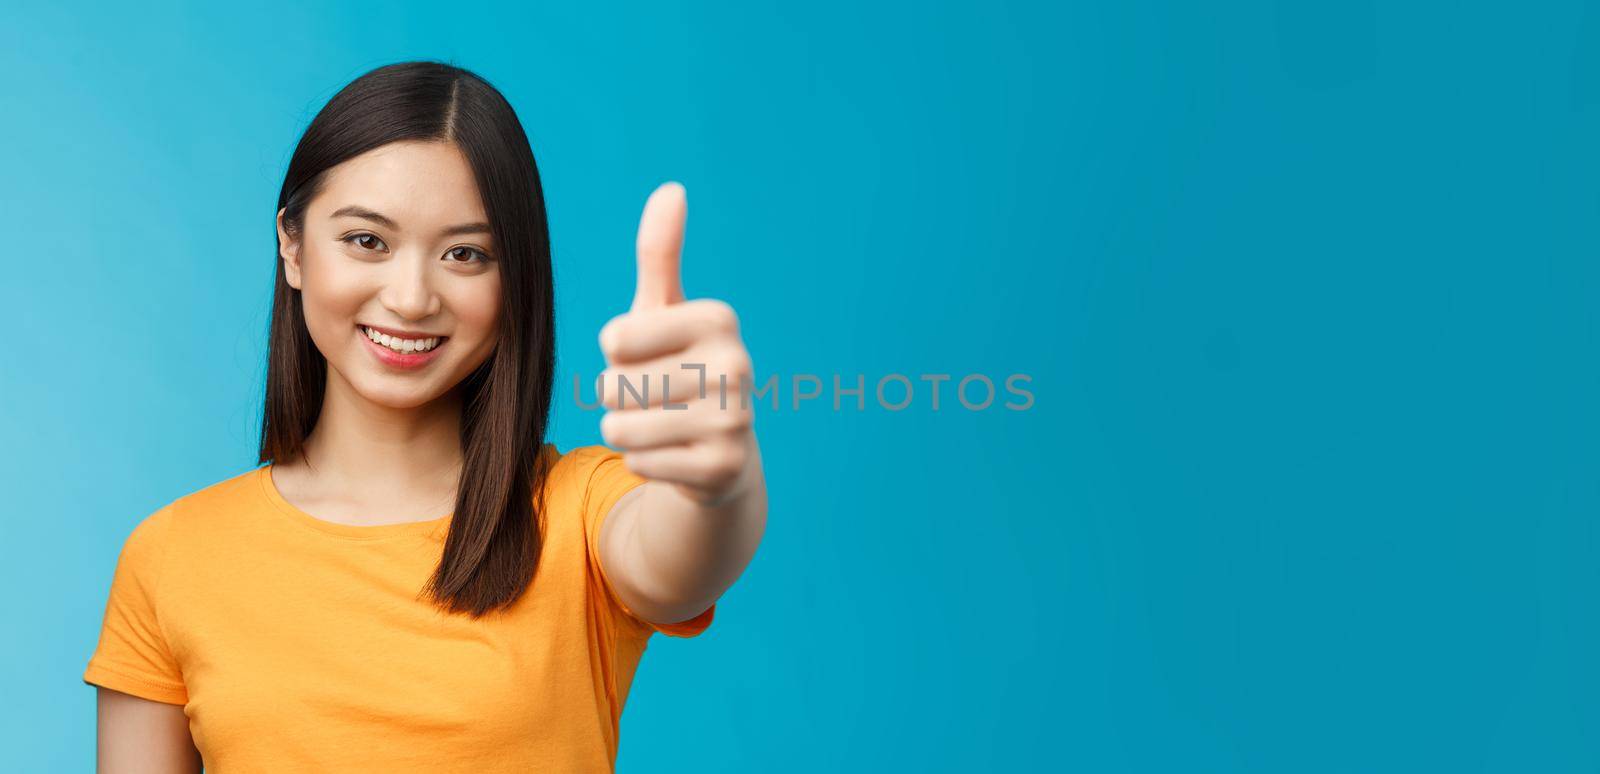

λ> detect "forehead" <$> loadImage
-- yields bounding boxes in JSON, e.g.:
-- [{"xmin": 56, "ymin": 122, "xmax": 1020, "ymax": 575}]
[{"xmin": 314, "ymin": 140, "xmax": 487, "ymax": 227}]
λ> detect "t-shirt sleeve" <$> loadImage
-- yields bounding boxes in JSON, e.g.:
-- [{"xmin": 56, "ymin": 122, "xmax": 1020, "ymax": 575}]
[
  {"xmin": 82, "ymin": 504, "xmax": 188, "ymax": 705},
  {"xmin": 579, "ymin": 445, "xmax": 716, "ymax": 639}
]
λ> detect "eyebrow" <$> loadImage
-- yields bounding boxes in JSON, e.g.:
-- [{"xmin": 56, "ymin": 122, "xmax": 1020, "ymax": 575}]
[{"xmin": 330, "ymin": 205, "xmax": 492, "ymax": 237}]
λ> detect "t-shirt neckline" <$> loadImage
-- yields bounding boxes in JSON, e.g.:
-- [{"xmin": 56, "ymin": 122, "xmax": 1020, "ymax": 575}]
[{"xmin": 255, "ymin": 464, "xmax": 453, "ymax": 541}]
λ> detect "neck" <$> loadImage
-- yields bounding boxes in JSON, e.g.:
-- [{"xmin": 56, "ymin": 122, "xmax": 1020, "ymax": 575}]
[{"xmin": 290, "ymin": 367, "xmax": 466, "ymax": 494}]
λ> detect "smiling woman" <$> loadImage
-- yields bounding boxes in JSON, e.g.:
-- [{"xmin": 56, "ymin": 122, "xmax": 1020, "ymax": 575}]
[
  {"xmin": 276, "ymin": 139, "xmax": 508, "ymax": 402},
  {"xmin": 81, "ymin": 60, "xmax": 767, "ymax": 773}
]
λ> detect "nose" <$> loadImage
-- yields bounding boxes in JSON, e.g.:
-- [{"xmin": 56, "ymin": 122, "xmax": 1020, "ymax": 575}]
[{"xmin": 378, "ymin": 251, "xmax": 442, "ymax": 321}]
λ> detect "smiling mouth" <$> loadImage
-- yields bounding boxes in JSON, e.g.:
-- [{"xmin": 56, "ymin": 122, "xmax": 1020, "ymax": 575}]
[{"xmin": 358, "ymin": 324, "xmax": 448, "ymax": 354}]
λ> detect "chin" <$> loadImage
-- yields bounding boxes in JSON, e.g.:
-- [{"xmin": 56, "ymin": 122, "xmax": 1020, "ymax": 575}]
[{"xmin": 344, "ymin": 372, "xmax": 449, "ymax": 410}]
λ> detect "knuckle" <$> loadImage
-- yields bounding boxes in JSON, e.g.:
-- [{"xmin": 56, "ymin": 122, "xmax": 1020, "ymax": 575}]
[
  {"xmin": 697, "ymin": 298, "xmax": 738, "ymax": 332},
  {"xmin": 597, "ymin": 371, "xmax": 620, "ymax": 410},
  {"xmin": 708, "ymin": 443, "xmax": 744, "ymax": 483},
  {"xmin": 600, "ymin": 412, "xmax": 627, "ymax": 447},
  {"xmin": 720, "ymin": 350, "xmax": 752, "ymax": 378},
  {"xmin": 598, "ymin": 316, "xmax": 628, "ymax": 357},
  {"xmin": 713, "ymin": 406, "xmax": 749, "ymax": 433}
]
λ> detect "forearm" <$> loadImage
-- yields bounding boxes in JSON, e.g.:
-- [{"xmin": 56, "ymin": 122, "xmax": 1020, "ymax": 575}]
[{"xmin": 624, "ymin": 432, "xmax": 767, "ymax": 622}]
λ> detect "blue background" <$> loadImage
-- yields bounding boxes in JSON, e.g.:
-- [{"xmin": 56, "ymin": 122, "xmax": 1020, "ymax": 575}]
[{"xmin": 5, "ymin": 1, "xmax": 1597, "ymax": 771}]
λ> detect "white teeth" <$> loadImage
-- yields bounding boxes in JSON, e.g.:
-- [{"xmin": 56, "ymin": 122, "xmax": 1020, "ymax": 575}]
[{"xmin": 363, "ymin": 326, "xmax": 440, "ymax": 354}]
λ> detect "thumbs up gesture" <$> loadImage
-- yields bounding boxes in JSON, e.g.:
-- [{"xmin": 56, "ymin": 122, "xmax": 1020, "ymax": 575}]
[{"xmin": 598, "ymin": 183, "xmax": 757, "ymax": 506}]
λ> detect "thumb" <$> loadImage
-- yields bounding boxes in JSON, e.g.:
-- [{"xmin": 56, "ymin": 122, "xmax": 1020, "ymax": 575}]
[{"xmin": 632, "ymin": 181, "xmax": 687, "ymax": 311}]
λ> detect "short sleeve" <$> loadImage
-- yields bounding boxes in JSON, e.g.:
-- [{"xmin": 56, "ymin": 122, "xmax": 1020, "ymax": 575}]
[
  {"xmin": 82, "ymin": 504, "xmax": 188, "ymax": 705},
  {"xmin": 579, "ymin": 445, "xmax": 716, "ymax": 639}
]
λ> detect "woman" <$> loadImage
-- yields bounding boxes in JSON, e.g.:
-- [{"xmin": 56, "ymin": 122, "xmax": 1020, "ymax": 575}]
[{"xmin": 82, "ymin": 61, "xmax": 767, "ymax": 772}]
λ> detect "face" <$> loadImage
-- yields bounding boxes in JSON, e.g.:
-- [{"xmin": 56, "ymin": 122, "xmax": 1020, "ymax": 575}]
[{"xmin": 276, "ymin": 140, "xmax": 502, "ymax": 410}]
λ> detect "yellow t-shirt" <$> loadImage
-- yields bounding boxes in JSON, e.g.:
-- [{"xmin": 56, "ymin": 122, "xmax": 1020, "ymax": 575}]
[{"xmin": 82, "ymin": 443, "xmax": 714, "ymax": 772}]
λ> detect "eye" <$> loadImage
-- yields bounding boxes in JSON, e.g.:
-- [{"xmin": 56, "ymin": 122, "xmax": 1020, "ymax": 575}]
[
  {"xmin": 342, "ymin": 233, "xmax": 387, "ymax": 252},
  {"xmin": 441, "ymin": 246, "xmax": 489, "ymax": 263}
]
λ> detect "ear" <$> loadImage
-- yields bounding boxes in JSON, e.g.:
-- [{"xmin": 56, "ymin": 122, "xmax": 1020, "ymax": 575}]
[{"xmin": 276, "ymin": 207, "xmax": 303, "ymax": 290}]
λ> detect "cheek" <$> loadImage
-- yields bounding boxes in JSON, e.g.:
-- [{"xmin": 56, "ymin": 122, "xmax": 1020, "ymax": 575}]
[
  {"xmin": 298, "ymin": 252, "xmax": 368, "ymax": 333},
  {"xmin": 451, "ymin": 280, "xmax": 502, "ymax": 341}
]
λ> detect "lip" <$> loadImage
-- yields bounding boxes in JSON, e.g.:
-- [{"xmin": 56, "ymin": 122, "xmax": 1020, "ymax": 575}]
[
  {"xmin": 357, "ymin": 325, "xmax": 447, "ymax": 370},
  {"xmin": 360, "ymin": 323, "xmax": 448, "ymax": 340}
]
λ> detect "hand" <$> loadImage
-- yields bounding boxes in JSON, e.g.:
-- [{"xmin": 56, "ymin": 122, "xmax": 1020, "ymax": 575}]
[{"xmin": 597, "ymin": 182, "xmax": 756, "ymax": 506}]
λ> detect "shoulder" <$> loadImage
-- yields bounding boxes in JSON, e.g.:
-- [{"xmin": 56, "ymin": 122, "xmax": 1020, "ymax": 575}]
[
  {"xmin": 540, "ymin": 443, "xmax": 626, "ymax": 491},
  {"xmin": 542, "ymin": 442, "xmax": 612, "ymax": 470},
  {"xmin": 119, "ymin": 465, "xmax": 273, "ymax": 551},
  {"xmin": 537, "ymin": 442, "xmax": 646, "ymax": 519},
  {"xmin": 114, "ymin": 500, "xmax": 178, "ymax": 571}
]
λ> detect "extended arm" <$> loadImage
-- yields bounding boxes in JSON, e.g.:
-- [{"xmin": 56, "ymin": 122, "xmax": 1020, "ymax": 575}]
[{"xmin": 592, "ymin": 182, "xmax": 769, "ymax": 626}]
